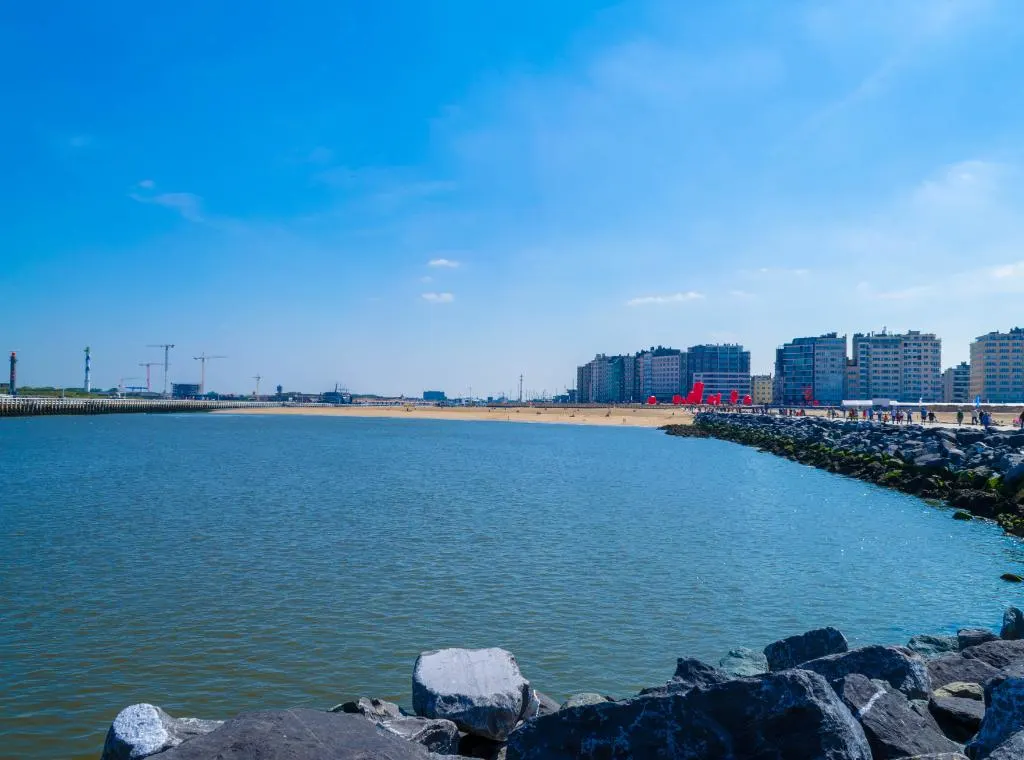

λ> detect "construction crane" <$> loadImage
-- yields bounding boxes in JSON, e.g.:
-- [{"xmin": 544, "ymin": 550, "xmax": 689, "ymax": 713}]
[
  {"xmin": 252, "ymin": 374, "xmax": 262, "ymax": 400},
  {"xmin": 138, "ymin": 362, "xmax": 162, "ymax": 393},
  {"xmin": 148, "ymin": 344, "xmax": 175, "ymax": 397},
  {"xmin": 193, "ymin": 353, "xmax": 226, "ymax": 395}
]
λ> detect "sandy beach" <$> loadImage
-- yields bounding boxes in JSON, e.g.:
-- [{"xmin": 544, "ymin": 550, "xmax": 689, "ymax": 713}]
[{"xmin": 219, "ymin": 405, "xmax": 695, "ymax": 428}]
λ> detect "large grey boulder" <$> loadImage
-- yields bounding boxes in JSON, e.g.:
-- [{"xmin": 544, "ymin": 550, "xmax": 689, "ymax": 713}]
[
  {"xmin": 935, "ymin": 682, "xmax": 985, "ymax": 701},
  {"xmin": 928, "ymin": 695, "xmax": 985, "ymax": 743},
  {"xmin": 506, "ymin": 669, "xmax": 872, "ymax": 760},
  {"xmin": 764, "ymin": 626, "xmax": 849, "ymax": 671},
  {"xmin": 833, "ymin": 674, "xmax": 960, "ymax": 759},
  {"xmin": 966, "ymin": 677, "xmax": 1024, "ymax": 758},
  {"xmin": 896, "ymin": 755, "xmax": 968, "ymax": 759},
  {"xmin": 101, "ymin": 704, "xmax": 222, "ymax": 760},
  {"xmin": 1000, "ymin": 607, "xmax": 1024, "ymax": 641},
  {"xmin": 961, "ymin": 640, "xmax": 1024, "ymax": 676},
  {"xmin": 157, "ymin": 709, "xmax": 429, "ymax": 759},
  {"xmin": 413, "ymin": 647, "xmax": 531, "ymax": 741},
  {"xmin": 928, "ymin": 655, "xmax": 1005, "ymax": 690},
  {"xmin": 379, "ymin": 715, "xmax": 460, "ymax": 755},
  {"xmin": 801, "ymin": 645, "xmax": 931, "ymax": 699},
  {"xmin": 959, "ymin": 629, "xmax": 999, "ymax": 650},
  {"xmin": 909, "ymin": 634, "xmax": 960, "ymax": 659},
  {"xmin": 522, "ymin": 690, "xmax": 560, "ymax": 719},
  {"xmin": 637, "ymin": 657, "xmax": 731, "ymax": 697},
  {"xmin": 718, "ymin": 647, "xmax": 769, "ymax": 677}
]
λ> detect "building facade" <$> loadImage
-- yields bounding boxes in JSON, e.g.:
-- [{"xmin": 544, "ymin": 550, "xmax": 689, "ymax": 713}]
[
  {"xmin": 751, "ymin": 374, "xmax": 773, "ymax": 405},
  {"xmin": 576, "ymin": 354, "xmax": 635, "ymax": 403},
  {"xmin": 970, "ymin": 328, "xmax": 1024, "ymax": 402},
  {"xmin": 686, "ymin": 344, "xmax": 751, "ymax": 398},
  {"xmin": 774, "ymin": 333, "xmax": 847, "ymax": 406},
  {"xmin": 941, "ymin": 362, "xmax": 971, "ymax": 404},
  {"xmin": 849, "ymin": 330, "xmax": 941, "ymax": 402}
]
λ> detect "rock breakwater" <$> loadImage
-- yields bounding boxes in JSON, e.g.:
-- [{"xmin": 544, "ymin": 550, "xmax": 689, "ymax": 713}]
[
  {"xmin": 99, "ymin": 610, "xmax": 1024, "ymax": 759},
  {"xmin": 664, "ymin": 413, "xmax": 1024, "ymax": 537}
]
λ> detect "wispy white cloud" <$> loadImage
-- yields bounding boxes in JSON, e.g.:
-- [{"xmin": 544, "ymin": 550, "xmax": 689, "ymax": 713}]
[
  {"xmin": 137, "ymin": 179, "xmax": 155, "ymax": 189},
  {"xmin": 421, "ymin": 292, "xmax": 454, "ymax": 304},
  {"xmin": 729, "ymin": 289, "xmax": 755, "ymax": 299},
  {"xmin": 68, "ymin": 134, "xmax": 92, "ymax": 148},
  {"xmin": 428, "ymin": 258, "xmax": 460, "ymax": 268},
  {"xmin": 626, "ymin": 291, "xmax": 704, "ymax": 306},
  {"xmin": 420, "ymin": 275, "xmax": 434, "ymax": 283},
  {"xmin": 130, "ymin": 191, "xmax": 203, "ymax": 222}
]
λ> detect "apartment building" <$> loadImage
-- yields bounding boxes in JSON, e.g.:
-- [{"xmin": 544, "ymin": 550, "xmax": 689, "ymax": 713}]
[
  {"xmin": 942, "ymin": 362, "xmax": 971, "ymax": 404},
  {"xmin": 774, "ymin": 333, "xmax": 847, "ymax": 406},
  {"xmin": 849, "ymin": 330, "xmax": 941, "ymax": 402},
  {"xmin": 970, "ymin": 328, "xmax": 1024, "ymax": 402}
]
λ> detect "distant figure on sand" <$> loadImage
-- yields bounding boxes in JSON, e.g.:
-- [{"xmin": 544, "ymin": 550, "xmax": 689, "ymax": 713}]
[
  {"xmin": 1019, "ymin": 410, "xmax": 1024, "ymax": 429},
  {"xmin": 957, "ymin": 409, "xmax": 964, "ymax": 426}
]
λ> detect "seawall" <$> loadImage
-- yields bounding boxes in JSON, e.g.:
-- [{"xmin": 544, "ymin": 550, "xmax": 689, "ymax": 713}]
[
  {"xmin": 664, "ymin": 412, "xmax": 1024, "ymax": 536},
  {"xmin": 0, "ymin": 397, "xmax": 282, "ymax": 417}
]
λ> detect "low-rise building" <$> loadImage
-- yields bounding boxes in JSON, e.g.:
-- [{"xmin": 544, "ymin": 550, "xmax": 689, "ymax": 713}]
[{"xmin": 751, "ymin": 374, "xmax": 773, "ymax": 405}]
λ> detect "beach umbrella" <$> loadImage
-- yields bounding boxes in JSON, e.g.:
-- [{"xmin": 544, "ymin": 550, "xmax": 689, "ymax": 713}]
[
  {"xmin": 743, "ymin": 395, "xmax": 752, "ymax": 405},
  {"xmin": 729, "ymin": 389, "xmax": 739, "ymax": 405},
  {"xmin": 672, "ymin": 394, "xmax": 683, "ymax": 405},
  {"xmin": 647, "ymin": 395, "xmax": 657, "ymax": 405}
]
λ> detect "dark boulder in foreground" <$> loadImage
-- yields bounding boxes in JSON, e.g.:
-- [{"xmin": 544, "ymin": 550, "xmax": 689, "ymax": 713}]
[
  {"xmin": 928, "ymin": 694, "xmax": 985, "ymax": 743},
  {"xmin": 157, "ymin": 709, "xmax": 429, "ymax": 759},
  {"xmin": 928, "ymin": 654, "xmax": 1005, "ymax": 690},
  {"xmin": 832, "ymin": 674, "xmax": 960, "ymax": 759},
  {"xmin": 967, "ymin": 677, "xmax": 1024, "ymax": 758},
  {"xmin": 101, "ymin": 704, "xmax": 222, "ymax": 760},
  {"xmin": 764, "ymin": 626, "xmax": 849, "ymax": 671},
  {"xmin": 413, "ymin": 647, "xmax": 532, "ymax": 741},
  {"xmin": 800, "ymin": 645, "xmax": 931, "ymax": 699},
  {"xmin": 958, "ymin": 629, "xmax": 999, "ymax": 650},
  {"xmin": 961, "ymin": 640, "xmax": 1024, "ymax": 676},
  {"xmin": 506, "ymin": 669, "xmax": 871, "ymax": 760},
  {"xmin": 330, "ymin": 696, "xmax": 402, "ymax": 720}
]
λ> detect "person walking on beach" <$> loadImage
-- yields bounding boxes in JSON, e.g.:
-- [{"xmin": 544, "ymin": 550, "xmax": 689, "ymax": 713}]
[
  {"xmin": 972, "ymin": 410, "xmax": 978, "ymax": 425},
  {"xmin": 1018, "ymin": 410, "xmax": 1024, "ymax": 430},
  {"xmin": 957, "ymin": 409, "xmax": 964, "ymax": 427},
  {"xmin": 906, "ymin": 409, "xmax": 913, "ymax": 424}
]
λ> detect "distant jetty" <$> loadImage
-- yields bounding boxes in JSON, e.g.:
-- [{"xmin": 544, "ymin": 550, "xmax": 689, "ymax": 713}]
[
  {"xmin": 0, "ymin": 397, "xmax": 281, "ymax": 418},
  {"xmin": 665, "ymin": 412, "xmax": 1024, "ymax": 536}
]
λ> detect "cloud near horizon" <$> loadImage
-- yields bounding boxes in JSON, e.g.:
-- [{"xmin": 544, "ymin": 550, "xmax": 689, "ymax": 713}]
[{"xmin": 427, "ymin": 258, "xmax": 460, "ymax": 268}]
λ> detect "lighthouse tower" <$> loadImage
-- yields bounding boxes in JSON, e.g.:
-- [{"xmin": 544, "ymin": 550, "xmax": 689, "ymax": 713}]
[{"xmin": 84, "ymin": 346, "xmax": 92, "ymax": 393}]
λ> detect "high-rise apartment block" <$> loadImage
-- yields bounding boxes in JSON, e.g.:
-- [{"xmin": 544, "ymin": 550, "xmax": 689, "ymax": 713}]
[
  {"xmin": 637, "ymin": 347, "xmax": 688, "ymax": 402},
  {"xmin": 774, "ymin": 333, "xmax": 847, "ymax": 406},
  {"xmin": 970, "ymin": 328, "xmax": 1024, "ymax": 402},
  {"xmin": 686, "ymin": 344, "xmax": 751, "ymax": 398},
  {"xmin": 942, "ymin": 362, "xmax": 971, "ymax": 404},
  {"xmin": 849, "ymin": 331, "xmax": 941, "ymax": 402}
]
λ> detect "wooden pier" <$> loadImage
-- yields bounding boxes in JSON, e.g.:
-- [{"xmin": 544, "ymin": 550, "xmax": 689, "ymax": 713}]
[{"xmin": 0, "ymin": 397, "xmax": 281, "ymax": 418}]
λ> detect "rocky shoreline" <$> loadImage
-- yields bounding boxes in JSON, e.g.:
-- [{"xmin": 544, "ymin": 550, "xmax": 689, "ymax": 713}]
[
  {"xmin": 663, "ymin": 413, "xmax": 1024, "ymax": 538},
  {"xmin": 100, "ymin": 610, "xmax": 1024, "ymax": 759}
]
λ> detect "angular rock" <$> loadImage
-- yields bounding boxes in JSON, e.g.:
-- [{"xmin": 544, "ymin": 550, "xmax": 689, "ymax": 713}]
[
  {"xmin": 506, "ymin": 669, "xmax": 872, "ymax": 760},
  {"xmin": 718, "ymin": 647, "xmax": 769, "ymax": 677},
  {"xmin": 764, "ymin": 626, "xmax": 849, "ymax": 671},
  {"xmin": 330, "ymin": 696, "xmax": 403, "ymax": 721},
  {"xmin": 558, "ymin": 693, "xmax": 610, "ymax": 710},
  {"xmin": 458, "ymin": 734, "xmax": 507, "ymax": 760},
  {"xmin": 833, "ymin": 674, "xmax": 960, "ymax": 759},
  {"xmin": 895, "ymin": 754, "xmax": 968, "ymax": 760},
  {"xmin": 412, "ymin": 647, "xmax": 531, "ymax": 741},
  {"xmin": 638, "ymin": 657, "xmax": 732, "ymax": 698},
  {"xmin": 928, "ymin": 654, "xmax": 1005, "ymax": 690},
  {"xmin": 157, "ymin": 709, "xmax": 429, "ymax": 759},
  {"xmin": 522, "ymin": 690, "xmax": 560, "ymax": 719},
  {"xmin": 928, "ymin": 695, "xmax": 985, "ymax": 743},
  {"xmin": 966, "ymin": 677, "xmax": 1024, "ymax": 758},
  {"xmin": 989, "ymin": 731, "xmax": 1024, "ymax": 759},
  {"xmin": 934, "ymin": 682, "xmax": 985, "ymax": 701},
  {"xmin": 959, "ymin": 629, "xmax": 999, "ymax": 650},
  {"xmin": 909, "ymin": 634, "xmax": 960, "ymax": 659},
  {"xmin": 1000, "ymin": 607, "xmax": 1024, "ymax": 641},
  {"xmin": 379, "ymin": 715, "xmax": 460, "ymax": 755},
  {"xmin": 961, "ymin": 640, "xmax": 1024, "ymax": 676},
  {"xmin": 101, "ymin": 703, "xmax": 222, "ymax": 760},
  {"xmin": 801, "ymin": 645, "xmax": 931, "ymax": 700}
]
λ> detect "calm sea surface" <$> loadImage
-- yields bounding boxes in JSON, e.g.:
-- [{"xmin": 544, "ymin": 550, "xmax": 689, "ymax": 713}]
[{"xmin": 2, "ymin": 414, "xmax": 1023, "ymax": 758}]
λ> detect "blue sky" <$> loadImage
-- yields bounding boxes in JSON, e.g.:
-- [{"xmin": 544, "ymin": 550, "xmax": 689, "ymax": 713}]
[{"xmin": 3, "ymin": 0, "xmax": 1024, "ymax": 396}]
